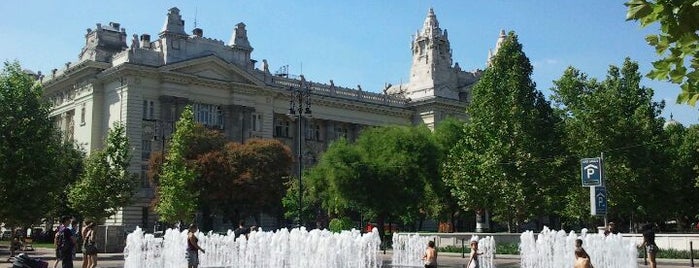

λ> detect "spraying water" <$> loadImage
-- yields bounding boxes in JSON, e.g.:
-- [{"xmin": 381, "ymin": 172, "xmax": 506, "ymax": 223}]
[
  {"xmin": 520, "ymin": 226, "xmax": 637, "ymax": 268},
  {"xmin": 391, "ymin": 233, "xmax": 496, "ymax": 267},
  {"xmin": 124, "ymin": 226, "xmax": 382, "ymax": 268}
]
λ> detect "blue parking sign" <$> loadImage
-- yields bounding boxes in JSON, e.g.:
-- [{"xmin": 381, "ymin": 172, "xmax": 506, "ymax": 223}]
[
  {"xmin": 580, "ymin": 158, "xmax": 602, "ymax": 187},
  {"xmin": 590, "ymin": 186, "xmax": 607, "ymax": 216}
]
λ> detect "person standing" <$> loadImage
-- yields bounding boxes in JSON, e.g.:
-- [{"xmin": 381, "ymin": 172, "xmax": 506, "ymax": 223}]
[
  {"xmin": 604, "ymin": 221, "xmax": 619, "ymax": 236},
  {"xmin": 186, "ymin": 224, "xmax": 205, "ymax": 268},
  {"xmin": 574, "ymin": 247, "xmax": 593, "ymax": 268},
  {"xmin": 52, "ymin": 219, "xmax": 68, "ymax": 268},
  {"xmin": 574, "ymin": 238, "xmax": 590, "ymax": 259},
  {"xmin": 69, "ymin": 219, "xmax": 78, "ymax": 260},
  {"xmin": 421, "ymin": 240, "xmax": 437, "ymax": 268},
  {"xmin": 233, "ymin": 220, "xmax": 250, "ymax": 241},
  {"xmin": 81, "ymin": 221, "xmax": 97, "ymax": 268},
  {"xmin": 467, "ymin": 239, "xmax": 482, "ymax": 268},
  {"xmin": 8, "ymin": 228, "xmax": 22, "ymax": 261},
  {"xmin": 55, "ymin": 216, "xmax": 76, "ymax": 268},
  {"xmin": 642, "ymin": 223, "xmax": 658, "ymax": 268}
]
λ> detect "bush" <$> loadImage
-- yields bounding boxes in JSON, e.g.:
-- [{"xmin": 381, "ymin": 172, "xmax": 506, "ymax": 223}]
[
  {"xmin": 328, "ymin": 217, "xmax": 354, "ymax": 233},
  {"xmin": 637, "ymin": 247, "xmax": 695, "ymax": 259},
  {"xmin": 439, "ymin": 242, "xmax": 520, "ymax": 255}
]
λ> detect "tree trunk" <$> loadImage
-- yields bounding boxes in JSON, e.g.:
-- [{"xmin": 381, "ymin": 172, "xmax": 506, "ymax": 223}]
[
  {"xmin": 450, "ymin": 211, "xmax": 458, "ymax": 232},
  {"xmin": 377, "ymin": 214, "xmax": 386, "ymax": 247},
  {"xmin": 201, "ymin": 205, "xmax": 213, "ymax": 232}
]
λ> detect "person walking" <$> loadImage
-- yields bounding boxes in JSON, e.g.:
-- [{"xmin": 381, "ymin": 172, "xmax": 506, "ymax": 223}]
[
  {"xmin": 186, "ymin": 224, "xmax": 205, "ymax": 268},
  {"xmin": 421, "ymin": 240, "xmax": 437, "ymax": 268},
  {"xmin": 642, "ymin": 223, "xmax": 658, "ymax": 268},
  {"xmin": 81, "ymin": 221, "xmax": 97, "ymax": 268},
  {"xmin": 52, "ymin": 218, "xmax": 69, "ymax": 268}
]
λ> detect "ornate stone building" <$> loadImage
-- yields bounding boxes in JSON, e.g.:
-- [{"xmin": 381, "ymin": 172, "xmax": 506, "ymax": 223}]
[{"xmin": 42, "ymin": 7, "xmax": 501, "ymax": 231}]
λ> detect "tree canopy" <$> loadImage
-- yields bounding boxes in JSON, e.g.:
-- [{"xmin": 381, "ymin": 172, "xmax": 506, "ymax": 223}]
[
  {"xmin": 626, "ymin": 0, "xmax": 699, "ymax": 105},
  {"xmin": 303, "ymin": 125, "xmax": 440, "ymax": 237},
  {"xmin": 195, "ymin": 138, "xmax": 293, "ymax": 229},
  {"xmin": 0, "ymin": 61, "xmax": 83, "ymax": 226},
  {"xmin": 68, "ymin": 122, "xmax": 137, "ymax": 221},
  {"xmin": 444, "ymin": 32, "xmax": 565, "ymax": 232},
  {"xmin": 551, "ymin": 58, "xmax": 667, "ymax": 225},
  {"xmin": 155, "ymin": 105, "xmax": 198, "ymax": 224}
]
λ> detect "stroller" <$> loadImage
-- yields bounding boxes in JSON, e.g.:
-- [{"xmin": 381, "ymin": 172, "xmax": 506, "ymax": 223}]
[{"xmin": 12, "ymin": 253, "xmax": 48, "ymax": 268}]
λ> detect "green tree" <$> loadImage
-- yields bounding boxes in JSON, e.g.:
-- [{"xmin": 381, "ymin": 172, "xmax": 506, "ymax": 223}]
[
  {"xmin": 0, "ymin": 61, "xmax": 82, "ymax": 226},
  {"xmin": 662, "ymin": 124, "xmax": 699, "ymax": 229},
  {"xmin": 284, "ymin": 138, "xmax": 355, "ymax": 227},
  {"xmin": 155, "ymin": 105, "xmax": 198, "ymax": 224},
  {"xmin": 444, "ymin": 32, "xmax": 564, "ymax": 232},
  {"xmin": 626, "ymin": 0, "xmax": 699, "ymax": 105},
  {"xmin": 431, "ymin": 117, "xmax": 468, "ymax": 231},
  {"xmin": 47, "ymin": 141, "xmax": 86, "ymax": 220},
  {"xmin": 305, "ymin": 125, "xmax": 439, "ymax": 237},
  {"xmin": 551, "ymin": 59, "xmax": 666, "ymax": 225},
  {"xmin": 68, "ymin": 122, "xmax": 137, "ymax": 221}
]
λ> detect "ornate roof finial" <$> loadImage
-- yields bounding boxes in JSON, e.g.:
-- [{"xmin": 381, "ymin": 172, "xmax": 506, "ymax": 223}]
[
  {"xmin": 160, "ymin": 7, "xmax": 187, "ymax": 36},
  {"xmin": 229, "ymin": 22, "xmax": 252, "ymax": 49},
  {"xmin": 422, "ymin": 7, "xmax": 441, "ymax": 36},
  {"xmin": 487, "ymin": 29, "xmax": 507, "ymax": 67}
]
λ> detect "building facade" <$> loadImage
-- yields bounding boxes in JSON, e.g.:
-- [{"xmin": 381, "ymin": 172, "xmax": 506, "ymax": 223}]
[{"xmin": 42, "ymin": 7, "xmax": 500, "ymax": 231}]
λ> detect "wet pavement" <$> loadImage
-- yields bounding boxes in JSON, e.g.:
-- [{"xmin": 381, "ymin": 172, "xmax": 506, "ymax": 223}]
[{"xmin": 1, "ymin": 245, "xmax": 694, "ymax": 267}]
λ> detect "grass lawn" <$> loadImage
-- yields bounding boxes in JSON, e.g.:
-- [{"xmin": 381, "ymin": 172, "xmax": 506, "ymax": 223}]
[{"xmin": 0, "ymin": 240, "xmax": 55, "ymax": 249}]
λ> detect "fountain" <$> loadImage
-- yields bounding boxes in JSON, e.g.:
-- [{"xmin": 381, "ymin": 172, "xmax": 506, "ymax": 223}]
[
  {"xmin": 391, "ymin": 233, "xmax": 496, "ymax": 267},
  {"xmin": 391, "ymin": 233, "xmax": 428, "ymax": 266},
  {"xmin": 520, "ymin": 226, "xmax": 637, "ymax": 268},
  {"xmin": 124, "ymin": 226, "xmax": 382, "ymax": 268}
]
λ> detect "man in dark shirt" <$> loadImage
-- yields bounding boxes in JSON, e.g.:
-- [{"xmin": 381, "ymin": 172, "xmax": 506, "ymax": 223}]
[
  {"xmin": 58, "ymin": 216, "xmax": 76, "ymax": 268},
  {"xmin": 233, "ymin": 220, "xmax": 250, "ymax": 241}
]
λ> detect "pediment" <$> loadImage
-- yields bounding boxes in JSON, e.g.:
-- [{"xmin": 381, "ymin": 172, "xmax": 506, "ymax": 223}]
[{"xmin": 160, "ymin": 56, "xmax": 262, "ymax": 86}]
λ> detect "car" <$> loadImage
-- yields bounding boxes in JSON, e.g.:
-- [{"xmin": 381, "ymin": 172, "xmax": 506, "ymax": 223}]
[{"xmin": 1, "ymin": 230, "xmax": 12, "ymax": 240}]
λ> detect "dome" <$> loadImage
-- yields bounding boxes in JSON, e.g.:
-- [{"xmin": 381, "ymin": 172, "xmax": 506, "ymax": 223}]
[{"xmin": 663, "ymin": 114, "xmax": 681, "ymax": 129}]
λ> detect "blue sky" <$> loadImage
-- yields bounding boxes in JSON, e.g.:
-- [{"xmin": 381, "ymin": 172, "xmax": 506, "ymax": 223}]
[{"xmin": 1, "ymin": 0, "xmax": 696, "ymax": 125}]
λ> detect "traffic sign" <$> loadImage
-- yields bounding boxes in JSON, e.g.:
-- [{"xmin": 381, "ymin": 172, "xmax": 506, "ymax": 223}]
[
  {"xmin": 590, "ymin": 186, "xmax": 607, "ymax": 216},
  {"xmin": 580, "ymin": 158, "xmax": 602, "ymax": 187}
]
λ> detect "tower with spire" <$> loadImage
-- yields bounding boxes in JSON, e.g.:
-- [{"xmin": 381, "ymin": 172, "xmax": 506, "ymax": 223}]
[
  {"xmin": 409, "ymin": 8, "xmax": 454, "ymax": 92},
  {"xmin": 386, "ymin": 8, "xmax": 491, "ymax": 128},
  {"xmin": 487, "ymin": 30, "xmax": 507, "ymax": 67}
]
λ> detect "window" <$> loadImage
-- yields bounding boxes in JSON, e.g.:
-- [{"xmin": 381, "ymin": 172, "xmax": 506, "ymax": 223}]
[
  {"xmin": 251, "ymin": 113, "xmax": 263, "ymax": 132},
  {"xmin": 140, "ymin": 164, "xmax": 150, "ymax": 188},
  {"xmin": 193, "ymin": 103, "xmax": 224, "ymax": 129},
  {"xmin": 275, "ymin": 117, "xmax": 290, "ymax": 137},
  {"xmin": 305, "ymin": 122, "xmax": 322, "ymax": 141},
  {"xmin": 458, "ymin": 92, "xmax": 469, "ymax": 102},
  {"xmin": 141, "ymin": 207, "xmax": 149, "ymax": 230},
  {"xmin": 80, "ymin": 103, "xmax": 86, "ymax": 125},
  {"xmin": 143, "ymin": 100, "xmax": 155, "ymax": 120},
  {"xmin": 141, "ymin": 139, "xmax": 152, "ymax": 160},
  {"xmin": 335, "ymin": 125, "xmax": 348, "ymax": 139},
  {"xmin": 65, "ymin": 111, "xmax": 74, "ymax": 142}
]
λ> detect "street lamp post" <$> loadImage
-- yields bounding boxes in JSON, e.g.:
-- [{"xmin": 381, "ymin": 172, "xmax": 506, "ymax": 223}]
[{"xmin": 288, "ymin": 76, "xmax": 311, "ymax": 227}]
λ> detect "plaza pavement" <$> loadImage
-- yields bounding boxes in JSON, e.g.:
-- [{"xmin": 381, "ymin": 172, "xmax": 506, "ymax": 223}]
[{"xmin": 1, "ymin": 246, "xmax": 694, "ymax": 267}]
